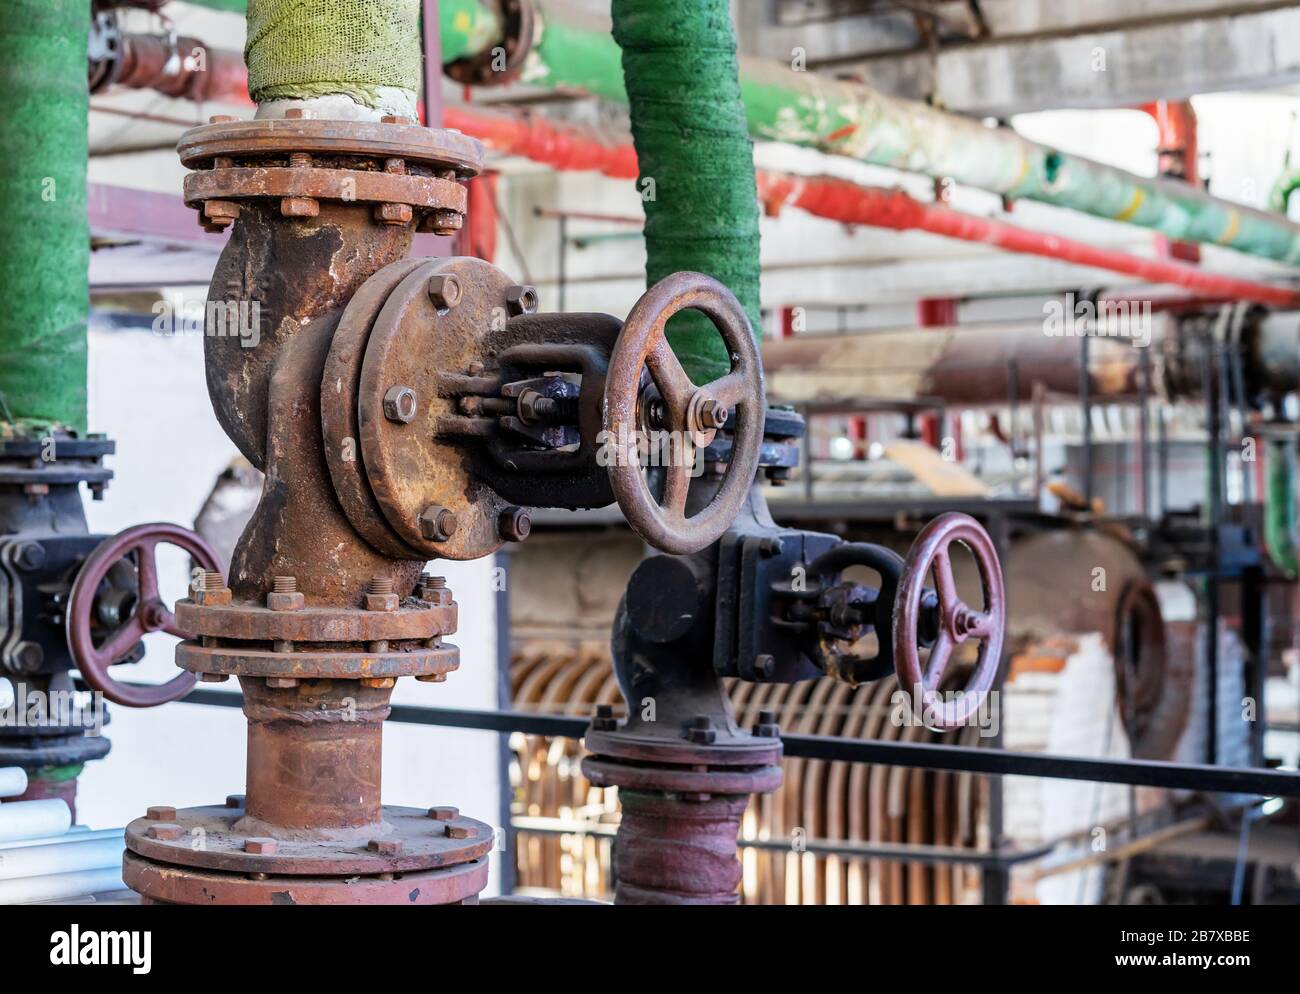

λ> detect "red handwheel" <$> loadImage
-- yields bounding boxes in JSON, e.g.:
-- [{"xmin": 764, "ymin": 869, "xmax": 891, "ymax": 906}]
[
  {"xmin": 892, "ymin": 513, "xmax": 1005, "ymax": 729},
  {"xmin": 67, "ymin": 523, "xmax": 222, "ymax": 708}
]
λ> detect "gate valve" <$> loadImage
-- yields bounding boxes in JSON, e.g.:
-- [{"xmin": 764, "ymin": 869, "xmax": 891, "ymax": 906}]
[
  {"xmin": 66, "ymin": 522, "xmax": 222, "ymax": 708},
  {"xmin": 892, "ymin": 513, "xmax": 1005, "ymax": 729},
  {"xmin": 603, "ymin": 272, "xmax": 765, "ymax": 555}
]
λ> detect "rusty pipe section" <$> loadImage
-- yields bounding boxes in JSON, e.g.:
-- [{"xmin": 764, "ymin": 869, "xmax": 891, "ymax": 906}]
[
  {"xmin": 764, "ymin": 309, "xmax": 1300, "ymax": 409},
  {"xmin": 119, "ymin": 114, "xmax": 495, "ymax": 905}
]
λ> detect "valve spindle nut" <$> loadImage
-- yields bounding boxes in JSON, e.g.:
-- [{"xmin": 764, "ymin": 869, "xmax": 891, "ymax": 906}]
[
  {"xmin": 382, "ymin": 385, "xmax": 418, "ymax": 424},
  {"xmin": 498, "ymin": 506, "xmax": 532, "ymax": 542},
  {"xmin": 427, "ymin": 274, "xmax": 462, "ymax": 310},
  {"xmin": 505, "ymin": 284, "xmax": 539, "ymax": 316},
  {"xmin": 267, "ymin": 575, "xmax": 304, "ymax": 611},
  {"xmin": 699, "ymin": 398, "xmax": 729, "ymax": 430},
  {"xmin": 419, "ymin": 505, "xmax": 458, "ymax": 542}
]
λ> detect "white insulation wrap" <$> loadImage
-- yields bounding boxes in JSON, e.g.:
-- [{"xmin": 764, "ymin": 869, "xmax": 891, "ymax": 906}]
[
  {"xmin": 0, "ymin": 766, "xmax": 28, "ymax": 799},
  {"xmin": 0, "ymin": 798, "xmax": 72, "ymax": 843}
]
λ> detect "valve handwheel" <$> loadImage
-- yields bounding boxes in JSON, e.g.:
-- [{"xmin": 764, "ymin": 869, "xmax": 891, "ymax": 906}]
[
  {"xmin": 67, "ymin": 523, "xmax": 222, "ymax": 708},
  {"xmin": 603, "ymin": 272, "xmax": 765, "ymax": 555},
  {"xmin": 892, "ymin": 513, "xmax": 1005, "ymax": 729}
]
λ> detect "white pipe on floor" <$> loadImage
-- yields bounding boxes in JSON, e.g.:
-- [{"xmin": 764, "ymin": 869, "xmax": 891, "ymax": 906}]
[
  {"xmin": 0, "ymin": 832, "xmax": 124, "ymax": 881},
  {"xmin": 0, "ymin": 865, "xmax": 124, "ymax": 904},
  {"xmin": 0, "ymin": 766, "xmax": 28, "ymax": 799},
  {"xmin": 0, "ymin": 798, "xmax": 72, "ymax": 843},
  {"xmin": 0, "ymin": 826, "xmax": 106, "ymax": 851}
]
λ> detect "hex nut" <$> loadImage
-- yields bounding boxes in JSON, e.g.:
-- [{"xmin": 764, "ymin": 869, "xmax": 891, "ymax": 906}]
[
  {"xmin": 265, "ymin": 677, "xmax": 299, "ymax": 689},
  {"xmin": 365, "ymin": 591, "xmax": 400, "ymax": 611},
  {"xmin": 505, "ymin": 284, "xmax": 539, "ymax": 316},
  {"xmin": 281, "ymin": 196, "xmax": 319, "ymax": 218},
  {"xmin": 375, "ymin": 202, "xmax": 413, "ymax": 225},
  {"xmin": 225, "ymin": 794, "xmax": 246, "ymax": 809},
  {"xmin": 267, "ymin": 589, "xmax": 305, "ymax": 611},
  {"xmin": 193, "ymin": 585, "xmax": 233, "ymax": 606},
  {"xmin": 418, "ymin": 505, "xmax": 458, "ymax": 542},
  {"xmin": 444, "ymin": 824, "xmax": 473, "ymax": 840},
  {"xmin": 427, "ymin": 274, "xmax": 462, "ymax": 310},
  {"xmin": 244, "ymin": 838, "xmax": 278, "ymax": 855},
  {"xmin": 427, "ymin": 806, "xmax": 459, "ymax": 821},
  {"xmin": 146, "ymin": 806, "xmax": 177, "ymax": 821},
  {"xmin": 198, "ymin": 672, "xmax": 231, "ymax": 683},
  {"xmin": 497, "ymin": 506, "xmax": 532, "ymax": 542},
  {"xmin": 367, "ymin": 839, "xmax": 403, "ymax": 855},
  {"xmin": 699, "ymin": 398, "xmax": 729, "ymax": 430},
  {"xmin": 146, "ymin": 824, "xmax": 184, "ymax": 841},
  {"xmin": 382, "ymin": 385, "xmax": 418, "ymax": 424}
]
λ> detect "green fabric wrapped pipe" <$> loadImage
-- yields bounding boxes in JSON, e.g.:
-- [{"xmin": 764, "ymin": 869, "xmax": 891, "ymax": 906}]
[
  {"xmin": 611, "ymin": 0, "xmax": 761, "ymax": 383},
  {"xmin": 0, "ymin": 1, "xmax": 89, "ymax": 435},
  {"xmin": 1265, "ymin": 434, "xmax": 1299, "ymax": 579}
]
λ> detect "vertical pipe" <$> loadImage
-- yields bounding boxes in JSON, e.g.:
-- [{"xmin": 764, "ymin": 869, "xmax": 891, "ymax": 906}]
[
  {"xmin": 0, "ymin": 1, "xmax": 89, "ymax": 433},
  {"xmin": 611, "ymin": 0, "xmax": 762, "ymax": 382}
]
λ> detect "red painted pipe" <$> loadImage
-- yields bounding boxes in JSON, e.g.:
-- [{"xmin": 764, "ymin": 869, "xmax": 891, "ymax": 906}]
[
  {"xmin": 108, "ymin": 37, "xmax": 1300, "ymax": 308},
  {"xmin": 755, "ymin": 174, "xmax": 1300, "ymax": 309}
]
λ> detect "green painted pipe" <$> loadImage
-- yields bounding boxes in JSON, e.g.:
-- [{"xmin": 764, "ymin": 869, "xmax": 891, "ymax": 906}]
[
  {"xmin": 1269, "ymin": 165, "xmax": 1300, "ymax": 217},
  {"xmin": 0, "ymin": 1, "xmax": 89, "ymax": 435},
  {"xmin": 1265, "ymin": 434, "xmax": 1299, "ymax": 578},
  {"xmin": 610, "ymin": 0, "xmax": 760, "ymax": 384}
]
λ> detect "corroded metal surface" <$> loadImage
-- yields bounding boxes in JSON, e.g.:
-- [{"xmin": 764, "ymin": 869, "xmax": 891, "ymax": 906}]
[
  {"xmin": 356, "ymin": 257, "xmax": 520, "ymax": 560},
  {"xmin": 123, "ymin": 850, "xmax": 489, "ymax": 906},
  {"xmin": 604, "ymin": 272, "xmax": 765, "ymax": 554},
  {"xmin": 66, "ymin": 523, "xmax": 221, "ymax": 708}
]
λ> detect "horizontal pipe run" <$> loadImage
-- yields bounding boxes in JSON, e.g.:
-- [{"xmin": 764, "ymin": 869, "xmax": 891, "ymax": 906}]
[
  {"xmin": 166, "ymin": 689, "xmax": 1300, "ymax": 799},
  {"xmin": 0, "ymin": 799, "xmax": 73, "ymax": 843},
  {"xmin": 101, "ymin": 35, "xmax": 1300, "ymax": 308},
  {"xmin": 0, "ymin": 865, "xmax": 125, "ymax": 905},
  {"xmin": 755, "ymin": 177, "xmax": 1300, "ymax": 309},
  {"xmin": 0, "ymin": 832, "xmax": 124, "ymax": 881},
  {"xmin": 0, "ymin": 766, "xmax": 28, "ymax": 799}
]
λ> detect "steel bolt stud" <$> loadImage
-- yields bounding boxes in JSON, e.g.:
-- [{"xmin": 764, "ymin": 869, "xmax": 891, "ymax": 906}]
[
  {"xmin": 592, "ymin": 703, "xmax": 617, "ymax": 732},
  {"xmin": 383, "ymin": 385, "xmax": 418, "ymax": 424},
  {"xmin": 419, "ymin": 505, "xmax": 458, "ymax": 542}
]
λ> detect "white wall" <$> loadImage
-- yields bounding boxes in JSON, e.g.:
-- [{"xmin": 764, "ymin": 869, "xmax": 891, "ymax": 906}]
[{"xmin": 77, "ymin": 321, "xmax": 504, "ymax": 893}]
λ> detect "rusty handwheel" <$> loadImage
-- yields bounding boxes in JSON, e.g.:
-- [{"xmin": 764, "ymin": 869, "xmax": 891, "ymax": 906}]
[
  {"xmin": 892, "ymin": 513, "xmax": 1005, "ymax": 729},
  {"xmin": 603, "ymin": 272, "xmax": 765, "ymax": 555},
  {"xmin": 67, "ymin": 523, "xmax": 222, "ymax": 708}
]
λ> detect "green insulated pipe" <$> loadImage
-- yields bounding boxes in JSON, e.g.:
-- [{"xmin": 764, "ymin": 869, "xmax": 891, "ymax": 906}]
[
  {"xmin": 0, "ymin": 1, "xmax": 89, "ymax": 435},
  {"xmin": 610, "ymin": 0, "xmax": 760, "ymax": 383},
  {"xmin": 1265, "ymin": 433, "xmax": 1300, "ymax": 579}
]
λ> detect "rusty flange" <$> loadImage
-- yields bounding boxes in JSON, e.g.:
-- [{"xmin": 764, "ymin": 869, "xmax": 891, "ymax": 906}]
[
  {"xmin": 177, "ymin": 114, "xmax": 482, "ymax": 233},
  {"xmin": 174, "ymin": 598, "xmax": 456, "ymax": 642},
  {"xmin": 124, "ymin": 802, "xmax": 491, "ymax": 877},
  {"xmin": 123, "ymin": 850, "xmax": 489, "ymax": 906},
  {"xmin": 339, "ymin": 257, "xmax": 523, "ymax": 560}
]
